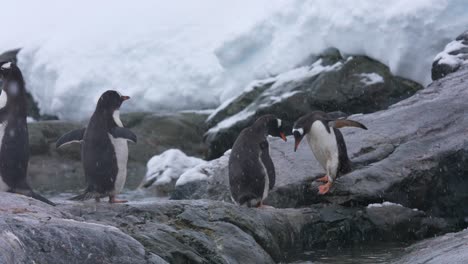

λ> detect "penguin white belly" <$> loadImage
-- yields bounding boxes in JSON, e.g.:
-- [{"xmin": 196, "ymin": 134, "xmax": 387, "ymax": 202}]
[
  {"xmin": 109, "ymin": 135, "xmax": 128, "ymax": 194},
  {"xmin": 0, "ymin": 122, "xmax": 8, "ymax": 191},
  {"xmin": 306, "ymin": 121, "xmax": 339, "ymax": 178},
  {"xmin": 259, "ymin": 154, "xmax": 269, "ymax": 200}
]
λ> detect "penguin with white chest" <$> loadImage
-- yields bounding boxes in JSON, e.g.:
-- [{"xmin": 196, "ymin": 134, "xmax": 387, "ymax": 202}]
[
  {"xmin": 229, "ymin": 115, "xmax": 287, "ymax": 208},
  {"xmin": 292, "ymin": 111, "xmax": 367, "ymax": 194},
  {"xmin": 0, "ymin": 61, "xmax": 55, "ymax": 205},
  {"xmin": 56, "ymin": 90, "xmax": 136, "ymax": 203}
]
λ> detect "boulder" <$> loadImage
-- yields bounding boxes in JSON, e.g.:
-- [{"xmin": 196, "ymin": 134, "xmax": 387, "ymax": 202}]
[
  {"xmin": 0, "ymin": 193, "xmax": 153, "ymax": 264},
  {"xmin": 205, "ymin": 49, "xmax": 422, "ymax": 159},
  {"xmin": 393, "ymin": 229, "xmax": 468, "ymax": 264},
  {"xmin": 432, "ymin": 30, "xmax": 468, "ymax": 81}
]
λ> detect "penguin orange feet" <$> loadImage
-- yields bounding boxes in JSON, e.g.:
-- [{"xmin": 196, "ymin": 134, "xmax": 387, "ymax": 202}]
[
  {"xmin": 256, "ymin": 201, "xmax": 274, "ymax": 209},
  {"xmin": 318, "ymin": 182, "xmax": 332, "ymax": 195},
  {"xmin": 316, "ymin": 175, "xmax": 329, "ymax": 183},
  {"xmin": 109, "ymin": 196, "xmax": 128, "ymax": 203}
]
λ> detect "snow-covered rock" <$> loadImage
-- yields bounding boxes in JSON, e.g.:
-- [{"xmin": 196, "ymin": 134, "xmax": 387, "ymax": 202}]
[
  {"xmin": 140, "ymin": 149, "xmax": 206, "ymax": 196},
  {"xmin": 204, "ymin": 51, "xmax": 422, "ymax": 159},
  {"xmin": 432, "ymin": 30, "xmax": 468, "ymax": 80}
]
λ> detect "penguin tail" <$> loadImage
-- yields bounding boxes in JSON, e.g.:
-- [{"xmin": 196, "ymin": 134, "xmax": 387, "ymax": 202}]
[
  {"xmin": 30, "ymin": 191, "xmax": 56, "ymax": 206},
  {"xmin": 69, "ymin": 190, "xmax": 100, "ymax": 201}
]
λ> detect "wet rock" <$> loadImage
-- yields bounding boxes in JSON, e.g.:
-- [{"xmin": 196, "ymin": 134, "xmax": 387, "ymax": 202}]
[
  {"xmin": 205, "ymin": 49, "xmax": 422, "ymax": 159},
  {"xmin": 393, "ymin": 229, "xmax": 468, "ymax": 264}
]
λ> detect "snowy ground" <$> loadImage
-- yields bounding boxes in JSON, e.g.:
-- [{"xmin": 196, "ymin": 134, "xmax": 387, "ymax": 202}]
[{"xmin": 1, "ymin": 0, "xmax": 467, "ymax": 120}]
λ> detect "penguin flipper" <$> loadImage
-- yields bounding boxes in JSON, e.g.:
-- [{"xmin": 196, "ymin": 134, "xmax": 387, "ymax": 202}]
[
  {"xmin": 110, "ymin": 127, "xmax": 137, "ymax": 143},
  {"xmin": 328, "ymin": 119, "xmax": 367, "ymax": 130},
  {"xmin": 56, "ymin": 128, "xmax": 86, "ymax": 148}
]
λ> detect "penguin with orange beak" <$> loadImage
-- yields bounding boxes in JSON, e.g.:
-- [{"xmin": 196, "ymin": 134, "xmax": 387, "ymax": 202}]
[
  {"xmin": 292, "ymin": 111, "xmax": 367, "ymax": 194},
  {"xmin": 229, "ymin": 115, "xmax": 287, "ymax": 208}
]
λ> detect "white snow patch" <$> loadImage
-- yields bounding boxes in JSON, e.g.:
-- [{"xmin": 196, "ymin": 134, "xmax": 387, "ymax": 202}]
[
  {"xmin": 433, "ymin": 39, "xmax": 468, "ymax": 67},
  {"xmin": 367, "ymin": 201, "xmax": 403, "ymax": 208},
  {"xmin": 176, "ymin": 150, "xmax": 231, "ymax": 186},
  {"xmin": 357, "ymin": 73, "xmax": 384, "ymax": 86},
  {"xmin": 26, "ymin": 117, "xmax": 35, "ymax": 123},
  {"xmin": 143, "ymin": 149, "xmax": 206, "ymax": 187},
  {"xmin": 207, "ymin": 110, "xmax": 255, "ymax": 134}
]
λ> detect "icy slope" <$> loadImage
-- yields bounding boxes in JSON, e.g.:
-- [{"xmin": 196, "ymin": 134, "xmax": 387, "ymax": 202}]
[{"xmin": 2, "ymin": 0, "xmax": 467, "ymax": 119}]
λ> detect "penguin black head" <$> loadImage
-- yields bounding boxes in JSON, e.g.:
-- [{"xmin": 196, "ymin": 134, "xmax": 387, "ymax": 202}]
[
  {"xmin": 292, "ymin": 114, "xmax": 315, "ymax": 152},
  {"xmin": 0, "ymin": 61, "xmax": 25, "ymax": 97},
  {"xmin": 254, "ymin": 114, "xmax": 287, "ymax": 141},
  {"xmin": 96, "ymin": 90, "xmax": 130, "ymax": 111}
]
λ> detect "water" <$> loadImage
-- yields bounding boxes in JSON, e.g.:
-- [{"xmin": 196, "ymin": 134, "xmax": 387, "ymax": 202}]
[{"xmin": 288, "ymin": 242, "xmax": 407, "ymax": 264}]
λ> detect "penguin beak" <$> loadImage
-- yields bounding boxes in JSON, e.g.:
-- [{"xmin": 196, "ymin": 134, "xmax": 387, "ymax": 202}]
[
  {"xmin": 279, "ymin": 132, "xmax": 287, "ymax": 142},
  {"xmin": 121, "ymin": 95, "xmax": 130, "ymax": 101},
  {"xmin": 293, "ymin": 136, "xmax": 303, "ymax": 152}
]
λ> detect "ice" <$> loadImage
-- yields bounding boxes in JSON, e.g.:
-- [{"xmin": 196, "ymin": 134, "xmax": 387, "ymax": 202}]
[
  {"xmin": 0, "ymin": 0, "xmax": 466, "ymax": 120},
  {"xmin": 357, "ymin": 73, "xmax": 384, "ymax": 86},
  {"xmin": 143, "ymin": 149, "xmax": 206, "ymax": 187},
  {"xmin": 176, "ymin": 150, "xmax": 231, "ymax": 186}
]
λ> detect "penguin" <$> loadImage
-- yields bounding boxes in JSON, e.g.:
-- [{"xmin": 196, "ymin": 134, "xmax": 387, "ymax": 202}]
[
  {"xmin": 56, "ymin": 90, "xmax": 137, "ymax": 203},
  {"xmin": 292, "ymin": 111, "xmax": 367, "ymax": 194},
  {"xmin": 0, "ymin": 61, "xmax": 55, "ymax": 205},
  {"xmin": 229, "ymin": 114, "xmax": 287, "ymax": 208}
]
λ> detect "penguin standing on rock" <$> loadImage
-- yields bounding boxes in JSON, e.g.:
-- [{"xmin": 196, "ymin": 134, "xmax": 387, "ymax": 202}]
[
  {"xmin": 56, "ymin": 90, "xmax": 137, "ymax": 203},
  {"xmin": 229, "ymin": 115, "xmax": 287, "ymax": 208},
  {"xmin": 0, "ymin": 61, "xmax": 55, "ymax": 205},
  {"xmin": 292, "ymin": 111, "xmax": 367, "ymax": 195}
]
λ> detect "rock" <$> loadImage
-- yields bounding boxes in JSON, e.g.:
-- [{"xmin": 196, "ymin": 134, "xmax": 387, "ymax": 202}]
[
  {"xmin": 125, "ymin": 111, "xmax": 209, "ymax": 162},
  {"xmin": 432, "ymin": 30, "xmax": 468, "ymax": 81},
  {"xmin": 58, "ymin": 197, "xmax": 452, "ymax": 263},
  {"xmin": 205, "ymin": 49, "xmax": 422, "ymax": 159},
  {"xmin": 140, "ymin": 149, "xmax": 206, "ymax": 196},
  {"xmin": 0, "ymin": 193, "xmax": 151, "ymax": 264},
  {"xmin": 393, "ymin": 229, "xmax": 468, "ymax": 264},
  {"xmin": 174, "ymin": 64, "xmax": 468, "ymax": 224}
]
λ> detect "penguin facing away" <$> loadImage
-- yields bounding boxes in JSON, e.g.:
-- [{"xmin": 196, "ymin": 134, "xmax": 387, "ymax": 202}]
[
  {"xmin": 0, "ymin": 61, "xmax": 55, "ymax": 206},
  {"xmin": 56, "ymin": 90, "xmax": 137, "ymax": 203},
  {"xmin": 229, "ymin": 114, "xmax": 287, "ymax": 208},
  {"xmin": 292, "ymin": 111, "xmax": 367, "ymax": 195}
]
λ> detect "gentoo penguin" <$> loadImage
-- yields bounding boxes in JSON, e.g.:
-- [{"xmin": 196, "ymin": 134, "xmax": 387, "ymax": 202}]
[
  {"xmin": 0, "ymin": 61, "xmax": 55, "ymax": 205},
  {"xmin": 292, "ymin": 111, "xmax": 367, "ymax": 194},
  {"xmin": 56, "ymin": 90, "xmax": 137, "ymax": 203},
  {"xmin": 229, "ymin": 115, "xmax": 287, "ymax": 208}
]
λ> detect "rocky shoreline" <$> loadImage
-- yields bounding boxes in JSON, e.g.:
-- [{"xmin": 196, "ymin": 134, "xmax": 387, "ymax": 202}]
[{"xmin": 1, "ymin": 32, "xmax": 468, "ymax": 263}]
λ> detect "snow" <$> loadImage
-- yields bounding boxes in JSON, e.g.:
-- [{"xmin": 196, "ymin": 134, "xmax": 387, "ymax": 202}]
[
  {"xmin": 142, "ymin": 149, "xmax": 206, "ymax": 187},
  {"xmin": 207, "ymin": 58, "xmax": 343, "ymax": 134},
  {"xmin": 176, "ymin": 150, "xmax": 231, "ymax": 186},
  {"xmin": 357, "ymin": 73, "xmax": 384, "ymax": 86},
  {"xmin": 367, "ymin": 202, "xmax": 403, "ymax": 208},
  {"xmin": 433, "ymin": 38, "xmax": 468, "ymax": 67},
  {"xmin": 0, "ymin": 0, "xmax": 466, "ymax": 120}
]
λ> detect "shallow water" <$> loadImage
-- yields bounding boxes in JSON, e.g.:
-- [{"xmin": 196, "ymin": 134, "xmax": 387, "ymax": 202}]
[{"xmin": 287, "ymin": 242, "xmax": 407, "ymax": 264}]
